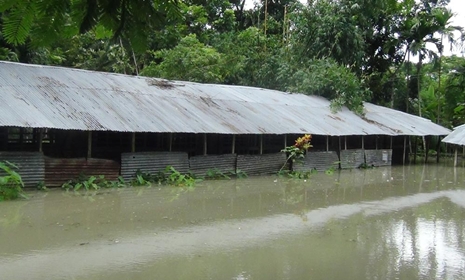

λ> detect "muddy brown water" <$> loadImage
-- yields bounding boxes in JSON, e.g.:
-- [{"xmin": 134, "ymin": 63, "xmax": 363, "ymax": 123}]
[{"xmin": 1, "ymin": 164, "xmax": 465, "ymax": 280}]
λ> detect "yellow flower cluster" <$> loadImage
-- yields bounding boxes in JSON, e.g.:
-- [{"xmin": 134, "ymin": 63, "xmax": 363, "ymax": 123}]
[{"xmin": 294, "ymin": 134, "xmax": 312, "ymax": 150}]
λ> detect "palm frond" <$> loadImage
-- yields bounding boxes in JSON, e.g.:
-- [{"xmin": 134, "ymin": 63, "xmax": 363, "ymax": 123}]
[{"xmin": 2, "ymin": 0, "xmax": 37, "ymax": 45}]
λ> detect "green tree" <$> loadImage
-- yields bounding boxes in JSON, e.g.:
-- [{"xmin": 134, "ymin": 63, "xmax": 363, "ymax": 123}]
[
  {"xmin": 0, "ymin": 0, "xmax": 180, "ymax": 50},
  {"xmin": 285, "ymin": 58, "xmax": 371, "ymax": 115},
  {"xmin": 141, "ymin": 34, "xmax": 230, "ymax": 83},
  {"xmin": 443, "ymin": 56, "xmax": 465, "ymax": 126}
]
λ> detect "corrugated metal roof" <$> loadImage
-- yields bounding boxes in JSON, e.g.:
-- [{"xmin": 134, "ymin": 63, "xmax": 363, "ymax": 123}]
[
  {"xmin": 442, "ymin": 124, "xmax": 465, "ymax": 145},
  {"xmin": 0, "ymin": 61, "xmax": 450, "ymax": 136},
  {"xmin": 363, "ymin": 103, "xmax": 451, "ymax": 136}
]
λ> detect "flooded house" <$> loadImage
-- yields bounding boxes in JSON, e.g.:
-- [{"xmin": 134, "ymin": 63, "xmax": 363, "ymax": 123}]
[
  {"xmin": 0, "ymin": 61, "xmax": 451, "ymax": 187},
  {"xmin": 442, "ymin": 124, "xmax": 465, "ymax": 166}
]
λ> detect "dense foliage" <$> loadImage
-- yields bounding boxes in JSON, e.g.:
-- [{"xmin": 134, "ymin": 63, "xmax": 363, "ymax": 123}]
[
  {"xmin": 0, "ymin": 161, "xmax": 26, "ymax": 200},
  {"xmin": 0, "ymin": 0, "xmax": 464, "ymax": 125}
]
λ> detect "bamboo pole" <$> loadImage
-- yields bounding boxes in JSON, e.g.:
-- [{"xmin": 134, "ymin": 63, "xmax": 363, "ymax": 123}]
[
  {"xmin": 232, "ymin": 135, "xmax": 236, "ymax": 154},
  {"xmin": 454, "ymin": 147, "xmax": 458, "ymax": 167},
  {"xmin": 260, "ymin": 134, "xmax": 263, "ymax": 155},
  {"xmin": 362, "ymin": 136, "xmax": 365, "ymax": 150},
  {"xmin": 424, "ymin": 136, "xmax": 429, "ymax": 163},
  {"xmin": 326, "ymin": 136, "xmax": 329, "ymax": 151},
  {"xmin": 403, "ymin": 136, "xmax": 407, "ymax": 165},
  {"xmin": 131, "ymin": 132, "xmax": 136, "ymax": 153},
  {"xmin": 87, "ymin": 131, "xmax": 92, "ymax": 159},
  {"xmin": 169, "ymin": 133, "xmax": 173, "ymax": 152},
  {"xmin": 413, "ymin": 137, "xmax": 417, "ymax": 164},
  {"xmin": 204, "ymin": 133, "xmax": 207, "ymax": 155},
  {"xmin": 436, "ymin": 136, "xmax": 441, "ymax": 163},
  {"xmin": 38, "ymin": 128, "xmax": 44, "ymax": 153},
  {"xmin": 345, "ymin": 136, "xmax": 347, "ymax": 150}
]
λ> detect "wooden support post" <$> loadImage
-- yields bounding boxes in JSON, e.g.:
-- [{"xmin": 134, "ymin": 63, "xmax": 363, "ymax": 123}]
[
  {"xmin": 232, "ymin": 135, "xmax": 236, "ymax": 154},
  {"xmin": 87, "ymin": 131, "xmax": 92, "ymax": 159},
  {"xmin": 169, "ymin": 133, "xmax": 173, "ymax": 152},
  {"xmin": 390, "ymin": 137, "xmax": 393, "ymax": 149},
  {"xmin": 436, "ymin": 136, "xmax": 441, "ymax": 163},
  {"xmin": 424, "ymin": 136, "xmax": 429, "ymax": 163},
  {"xmin": 413, "ymin": 137, "xmax": 417, "ymax": 164},
  {"xmin": 203, "ymin": 133, "xmax": 207, "ymax": 155},
  {"xmin": 454, "ymin": 147, "xmax": 458, "ymax": 167},
  {"xmin": 375, "ymin": 136, "xmax": 378, "ymax": 150},
  {"xmin": 362, "ymin": 136, "xmax": 365, "ymax": 150},
  {"xmin": 38, "ymin": 128, "xmax": 44, "ymax": 153},
  {"xmin": 260, "ymin": 134, "xmax": 263, "ymax": 155},
  {"xmin": 19, "ymin": 128, "xmax": 24, "ymax": 151},
  {"xmin": 284, "ymin": 134, "xmax": 287, "ymax": 148},
  {"xmin": 403, "ymin": 136, "xmax": 407, "ymax": 165},
  {"xmin": 344, "ymin": 136, "xmax": 347, "ymax": 150},
  {"xmin": 131, "ymin": 132, "xmax": 136, "ymax": 153},
  {"xmin": 326, "ymin": 135, "xmax": 329, "ymax": 152}
]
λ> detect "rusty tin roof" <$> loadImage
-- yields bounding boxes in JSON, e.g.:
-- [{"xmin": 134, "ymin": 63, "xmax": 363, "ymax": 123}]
[{"xmin": 0, "ymin": 61, "xmax": 450, "ymax": 136}]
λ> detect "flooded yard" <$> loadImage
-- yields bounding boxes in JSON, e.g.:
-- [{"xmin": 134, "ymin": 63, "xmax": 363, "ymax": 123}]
[{"xmin": 1, "ymin": 164, "xmax": 465, "ymax": 279}]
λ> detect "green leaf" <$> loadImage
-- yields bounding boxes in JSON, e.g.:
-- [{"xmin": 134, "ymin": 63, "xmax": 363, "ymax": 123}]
[{"xmin": 2, "ymin": 1, "xmax": 37, "ymax": 45}]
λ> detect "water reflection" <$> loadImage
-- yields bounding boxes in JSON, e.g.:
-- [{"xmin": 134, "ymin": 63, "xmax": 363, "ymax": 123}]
[{"xmin": 0, "ymin": 164, "xmax": 465, "ymax": 279}]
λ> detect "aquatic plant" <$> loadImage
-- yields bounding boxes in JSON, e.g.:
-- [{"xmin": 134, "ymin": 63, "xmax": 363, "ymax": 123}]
[
  {"xmin": 36, "ymin": 181, "xmax": 47, "ymax": 190},
  {"xmin": 164, "ymin": 166, "xmax": 197, "ymax": 187},
  {"xmin": 280, "ymin": 134, "xmax": 313, "ymax": 172},
  {"xmin": 234, "ymin": 169, "xmax": 248, "ymax": 179},
  {"xmin": 62, "ymin": 174, "xmax": 126, "ymax": 191},
  {"xmin": 0, "ymin": 161, "xmax": 26, "ymax": 201},
  {"xmin": 204, "ymin": 169, "xmax": 231, "ymax": 180},
  {"xmin": 132, "ymin": 166, "xmax": 198, "ymax": 187}
]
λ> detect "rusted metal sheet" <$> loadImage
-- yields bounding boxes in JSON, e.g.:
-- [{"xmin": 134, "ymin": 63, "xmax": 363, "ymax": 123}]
[
  {"xmin": 294, "ymin": 151, "xmax": 339, "ymax": 172},
  {"xmin": 442, "ymin": 124, "xmax": 465, "ymax": 146},
  {"xmin": 189, "ymin": 154, "xmax": 237, "ymax": 176},
  {"xmin": 121, "ymin": 152, "xmax": 189, "ymax": 181},
  {"xmin": 44, "ymin": 157, "xmax": 120, "ymax": 187},
  {"xmin": 236, "ymin": 153, "xmax": 286, "ymax": 175},
  {"xmin": 365, "ymin": 149, "xmax": 392, "ymax": 167},
  {"xmin": 340, "ymin": 149, "xmax": 365, "ymax": 169},
  {"xmin": 0, "ymin": 152, "xmax": 45, "ymax": 187},
  {"xmin": 0, "ymin": 61, "xmax": 450, "ymax": 137}
]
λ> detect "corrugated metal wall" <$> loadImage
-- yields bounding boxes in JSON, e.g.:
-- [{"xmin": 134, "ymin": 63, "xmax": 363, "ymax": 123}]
[
  {"xmin": 189, "ymin": 154, "xmax": 237, "ymax": 176},
  {"xmin": 121, "ymin": 152, "xmax": 189, "ymax": 181},
  {"xmin": 45, "ymin": 157, "xmax": 120, "ymax": 186},
  {"xmin": 0, "ymin": 152, "xmax": 45, "ymax": 187},
  {"xmin": 340, "ymin": 149, "xmax": 365, "ymax": 169},
  {"xmin": 294, "ymin": 151, "xmax": 340, "ymax": 172},
  {"xmin": 365, "ymin": 149, "xmax": 392, "ymax": 167},
  {"xmin": 236, "ymin": 153, "xmax": 286, "ymax": 175}
]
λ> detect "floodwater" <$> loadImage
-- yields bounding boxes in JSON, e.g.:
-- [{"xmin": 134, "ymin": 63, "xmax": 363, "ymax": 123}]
[{"xmin": 1, "ymin": 164, "xmax": 465, "ymax": 280}]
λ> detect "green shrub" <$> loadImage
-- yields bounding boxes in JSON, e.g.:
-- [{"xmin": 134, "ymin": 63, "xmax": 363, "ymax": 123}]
[
  {"xmin": 133, "ymin": 166, "xmax": 199, "ymax": 187},
  {"xmin": 0, "ymin": 161, "xmax": 26, "ymax": 201},
  {"xmin": 62, "ymin": 174, "xmax": 126, "ymax": 191},
  {"xmin": 204, "ymin": 169, "xmax": 231, "ymax": 180}
]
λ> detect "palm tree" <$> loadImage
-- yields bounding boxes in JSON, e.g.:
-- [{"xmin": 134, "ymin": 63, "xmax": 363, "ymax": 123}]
[
  {"xmin": 406, "ymin": 9, "xmax": 439, "ymax": 118},
  {"xmin": 430, "ymin": 7, "xmax": 463, "ymax": 123}
]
